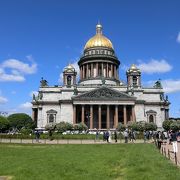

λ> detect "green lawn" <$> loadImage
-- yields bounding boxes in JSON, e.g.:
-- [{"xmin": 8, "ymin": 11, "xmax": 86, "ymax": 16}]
[{"xmin": 0, "ymin": 143, "xmax": 179, "ymax": 180}]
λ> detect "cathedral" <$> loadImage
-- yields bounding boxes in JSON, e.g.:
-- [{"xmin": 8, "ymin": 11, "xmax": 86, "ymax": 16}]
[{"xmin": 32, "ymin": 24, "xmax": 170, "ymax": 130}]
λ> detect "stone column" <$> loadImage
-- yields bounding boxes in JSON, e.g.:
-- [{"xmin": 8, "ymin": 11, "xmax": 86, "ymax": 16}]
[
  {"xmin": 139, "ymin": 75, "xmax": 141, "ymax": 87},
  {"xmin": 80, "ymin": 66, "xmax": 82, "ymax": 79},
  {"xmin": 91, "ymin": 63, "xmax": 93, "ymax": 77},
  {"xmin": 117, "ymin": 67, "xmax": 119, "ymax": 79},
  {"xmin": 96, "ymin": 63, "xmax": 98, "ymax": 77},
  {"xmin": 90, "ymin": 105, "xmax": 93, "ymax": 129},
  {"xmin": 32, "ymin": 109, "xmax": 35, "ymax": 121},
  {"xmin": 106, "ymin": 63, "xmax": 108, "ymax": 77},
  {"xmin": 132, "ymin": 106, "xmax": 135, "ymax": 122},
  {"xmin": 82, "ymin": 65, "xmax": 85, "ymax": 79},
  {"xmin": 73, "ymin": 105, "xmax": 76, "ymax": 124},
  {"xmin": 115, "ymin": 105, "xmax": 118, "ymax": 128},
  {"xmin": 81, "ymin": 105, "xmax": 84, "ymax": 123},
  {"xmin": 98, "ymin": 105, "xmax": 101, "ymax": 129},
  {"xmin": 86, "ymin": 64, "xmax": 88, "ymax": 78},
  {"xmin": 123, "ymin": 105, "xmax": 127, "ymax": 125},
  {"xmin": 101, "ymin": 63, "xmax": 104, "ymax": 76},
  {"xmin": 111, "ymin": 64, "xmax": 113, "ymax": 77},
  {"xmin": 107, "ymin": 105, "xmax": 110, "ymax": 129},
  {"xmin": 114, "ymin": 65, "xmax": 116, "ymax": 79},
  {"xmin": 63, "ymin": 75, "xmax": 65, "ymax": 85}
]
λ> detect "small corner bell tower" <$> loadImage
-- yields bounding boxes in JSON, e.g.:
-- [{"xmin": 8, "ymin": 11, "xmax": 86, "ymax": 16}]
[
  {"xmin": 63, "ymin": 64, "xmax": 77, "ymax": 87},
  {"xmin": 126, "ymin": 64, "xmax": 141, "ymax": 88}
]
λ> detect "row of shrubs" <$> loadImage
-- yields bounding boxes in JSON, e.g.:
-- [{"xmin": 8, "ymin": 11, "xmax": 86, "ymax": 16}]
[
  {"xmin": 45, "ymin": 122, "xmax": 88, "ymax": 133},
  {"xmin": 0, "ymin": 131, "xmax": 146, "ymax": 140},
  {"xmin": 117, "ymin": 121, "xmax": 158, "ymax": 132}
]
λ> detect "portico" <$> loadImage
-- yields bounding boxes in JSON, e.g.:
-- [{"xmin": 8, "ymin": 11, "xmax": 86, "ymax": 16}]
[
  {"xmin": 72, "ymin": 86, "xmax": 136, "ymax": 129},
  {"xmin": 73, "ymin": 104, "xmax": 135, "ymax": 129}
]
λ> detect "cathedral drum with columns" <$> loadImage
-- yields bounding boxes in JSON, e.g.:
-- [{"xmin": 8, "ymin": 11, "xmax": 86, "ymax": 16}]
[{"xmin": 32, "ymin": 24, "xmax": 170, "ymax": 130}]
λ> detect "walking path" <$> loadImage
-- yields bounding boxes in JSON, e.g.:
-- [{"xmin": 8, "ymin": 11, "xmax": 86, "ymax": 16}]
[
  {"xmin": 161, "ymin": 142, "xmax": 180, "ymax": 166},
  {"xmin": 0, "ymin": 138, "xmax": 144, "ymax": 144}
]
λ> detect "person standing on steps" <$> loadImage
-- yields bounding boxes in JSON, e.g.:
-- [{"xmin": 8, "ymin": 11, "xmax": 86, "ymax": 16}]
[
  {"xmin": 106, "ymin": 130, "xmax": 109, "ymax": 143},
  {"xmin": 114, "ymin": 131, "xmax": 118, "ymax": 143}
]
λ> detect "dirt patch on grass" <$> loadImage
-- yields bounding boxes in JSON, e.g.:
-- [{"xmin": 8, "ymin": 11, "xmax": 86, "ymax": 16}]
[{"xmin": 0, "ymin": 176, "xmax": 13, "ymax": 180}]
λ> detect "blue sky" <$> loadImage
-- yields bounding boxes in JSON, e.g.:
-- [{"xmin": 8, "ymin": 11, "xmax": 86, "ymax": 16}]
[{"xmin": 0, "ymin": 0, "xmax": 180, "ymax": 117}]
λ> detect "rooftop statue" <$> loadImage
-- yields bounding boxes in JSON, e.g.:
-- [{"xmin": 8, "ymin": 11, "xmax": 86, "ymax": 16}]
[
  {"xmin": 153, "ymin": 79, "xmax": 162, "ymax": 88},
  {"xmin": 40, "ymin": 77, "xmax": 48, "ymax": 87}
]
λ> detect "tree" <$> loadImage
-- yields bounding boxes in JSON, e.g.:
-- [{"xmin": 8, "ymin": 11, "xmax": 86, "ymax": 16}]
[
  {"xmin": 0, "ymin": 116, "xmax": 9, "ymax": 132},
  {"xmin": 170, "ymin": 121, "xmax": 179, "ymax": 131},
  {"xmin": 7, "ymin": 113, "xmax": 33, "ymax": 130},
  {"xmin": 162, "ymin": 120, "xmax": 173, "ymax": 131},
  {"xmin": 170, "ymin": 121, "xmax": 180, "ymax": 131}
]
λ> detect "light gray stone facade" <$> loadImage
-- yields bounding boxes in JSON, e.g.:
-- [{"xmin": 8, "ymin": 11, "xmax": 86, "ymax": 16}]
[{"xmin": 32, "ymin": 24, "xmax": 169, "ymax": 130}]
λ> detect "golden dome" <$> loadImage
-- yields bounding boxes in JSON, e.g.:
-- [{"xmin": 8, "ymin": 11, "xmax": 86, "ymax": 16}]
[
  {"xmin": 84, "ymin": 24, "xmax": 113, "ymax": 50},
  {"xmin": 64, "ymin": 64, "xmax": 75, "ymax": 72},
  {"xmin": 128, "ymin": 64, "xmax": 141, "ymax": 73},
  {"xmin": 130, "ymin": 64, "xmax": 137, "ymax": 70}
]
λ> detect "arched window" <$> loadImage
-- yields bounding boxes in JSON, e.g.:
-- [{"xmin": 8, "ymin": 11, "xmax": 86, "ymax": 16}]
[
  {"xmin": 149, "ymin": 115, "xmax": 154, "ymax": 123},
  {"xmin": 67, "ymin": 75, "xmax": 71, "ymax": 86},
  {"xmin": 49, "ymin": 114, "xmax": 54, "ymax": 123},
  {"xmin": 133, "ymin": 76, "xmax": 137, "ymax": 86},
  {"xmin": 46, "ymin": 109, "xmax": 57, "ymax": 123}
]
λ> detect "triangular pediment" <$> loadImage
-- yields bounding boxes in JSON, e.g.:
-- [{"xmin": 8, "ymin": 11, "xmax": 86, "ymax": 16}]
[{"xmin": 72, "ymin": 86, "xmax": 136, "ymax": 101}]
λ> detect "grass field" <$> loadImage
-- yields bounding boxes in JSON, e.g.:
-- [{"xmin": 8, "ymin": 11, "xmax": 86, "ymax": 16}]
[{"xmin": 0, "ymin": 143, "xmax": 179, "ymax": 180}]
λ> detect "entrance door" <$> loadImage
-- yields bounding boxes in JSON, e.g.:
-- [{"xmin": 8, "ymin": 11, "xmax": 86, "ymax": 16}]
[{"xmin": 101, "ymin": 106, "xmax": 107, "ymax": 129}]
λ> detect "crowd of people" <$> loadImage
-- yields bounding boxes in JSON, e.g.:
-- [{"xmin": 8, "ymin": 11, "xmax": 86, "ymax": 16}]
[
  {"xmin": 35, "ymin": 128, "xmax": 180, "ymax": 152},
  {"xmin": 99, "ymin": 128, "xmax": 180, "ymax": 151},
  {"xmin": 154, "ymin": 130, "xmax": 180, "ymax": 153}
]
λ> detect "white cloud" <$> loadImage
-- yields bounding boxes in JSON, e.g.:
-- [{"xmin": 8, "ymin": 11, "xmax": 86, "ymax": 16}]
[
  {"xmin": 2, "ymin": 59, "xmax": 37, "ymax": 74},
  {"xmin": 0, "ymin": 96, "xmax": 8, "ymax": 104},
  {"xmin": 0, "ymin": 57, "xmax": 37, "ymax": 82},
  {"xmin": 137, "ymin": 59, "xmax": 172, "ymax": 74},
  {"xmin": 177, "ymin": 32, "xmax": 180, "ymax": 43},
  {"xmin": 161, "ymin": 79, "xmax": 180, "ymax": 93},
  {"xmin": 19, "ymin": 102, "xmax": 32, "ymax": 109},
  {"xmin": 58, "ymin": 60, "xmax": 80, "ymax": 84},
  {"xmin": 0, "ymin": 67, "xmax": 25, "ymax": 82}
]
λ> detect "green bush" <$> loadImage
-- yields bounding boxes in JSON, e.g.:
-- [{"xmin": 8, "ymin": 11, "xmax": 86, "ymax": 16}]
[
  {"xmin": 145, "ymin": 122, "xmax": 157, "ymax": 131},
  {"xmin": 20, "ymin": 128, "xmax": 32, "ymax": 135},
  {"xmin": 45, "ymin": 123, "xmax": 56, "ymax": 131},
  {"xmin": 73, "ymin": 122, "xmax": 88, "ymax": 132},
  {"xmin": 136, "ymin": 121, "xmax": 146, "ymax": 132},
  {"xmin": 56, "ymin": 122, "xmax": 73, "ymax": 133},
  {"xmin": 117, "ymin": 122, "xmax": 126, "ymax": 131},
  {"xmin": 0, "ymin": 116, "xmax": 9, "ymax": 132}
]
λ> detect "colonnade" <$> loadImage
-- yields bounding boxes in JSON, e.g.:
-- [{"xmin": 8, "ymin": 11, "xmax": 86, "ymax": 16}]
[
  {"xmin": 73, "ymin": 104, "xmax": 135, "ymax": 129},
  {"xmin": 80, "ymin": 62, "xmax": 119, "ymax": 80}
]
